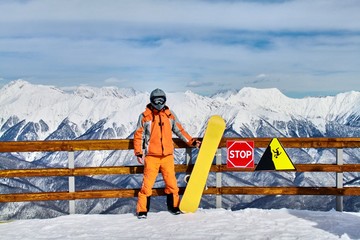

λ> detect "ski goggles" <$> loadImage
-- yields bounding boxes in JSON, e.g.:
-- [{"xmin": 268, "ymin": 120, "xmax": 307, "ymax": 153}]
[{"xmin": 152, "ymin": 97, "xmax": 165, "ymax": 105}]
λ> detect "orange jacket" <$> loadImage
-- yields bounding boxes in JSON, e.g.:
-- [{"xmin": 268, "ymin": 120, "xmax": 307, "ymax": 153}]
[{"xmin": 134, "ymin": 104, "xmax": 195, "ymax": 156}]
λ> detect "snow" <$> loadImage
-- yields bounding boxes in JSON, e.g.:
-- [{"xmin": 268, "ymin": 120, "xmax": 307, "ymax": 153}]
[
  {"xmin": 2, "ymin": 80, "xmax": 360, "ymax": 140},
  {"xmin": 2, "ymin": 80, "xmax": 360, "ymax": 229},
  {"xmin": 0, "ymin": 208, "xmax": 359, "ymax": 240}
]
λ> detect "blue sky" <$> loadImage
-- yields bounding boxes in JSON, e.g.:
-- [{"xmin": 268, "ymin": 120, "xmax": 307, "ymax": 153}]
[{"xmin": 0, "ymin": 0, "xmax": 359, "ymax": 98}]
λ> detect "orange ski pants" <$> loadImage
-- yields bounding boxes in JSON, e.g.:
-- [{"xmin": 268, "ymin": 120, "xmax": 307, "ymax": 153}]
[{"xmin": 137, "ymin": 154, "xmax": 180, "ymax": 213}]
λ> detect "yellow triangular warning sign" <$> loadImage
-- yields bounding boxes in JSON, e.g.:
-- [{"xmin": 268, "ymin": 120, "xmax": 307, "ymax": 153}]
[{"xmin": 255, "ymin": 138, "xmax": 296, "ymax": 171}]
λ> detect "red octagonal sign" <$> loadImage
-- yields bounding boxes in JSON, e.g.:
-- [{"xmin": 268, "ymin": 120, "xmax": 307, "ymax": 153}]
[{"xmin": 227, "ymin": 140, "xmax": 254, "ymax": 168}]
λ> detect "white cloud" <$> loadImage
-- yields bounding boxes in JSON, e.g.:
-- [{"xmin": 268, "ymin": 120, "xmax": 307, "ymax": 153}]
[
  {"xmin": 256, "ymin": 74, "xmax": 267, "ymax": 79},
  {"xmin": 0, "ymin": 0, "xmax": 359, "ymax": 97},
  {"xmin": 186, "ymin": 81, "xmax": 214, "ymax": 88},
  {"xmin": 104, "ymin": 77, "xmax": 127, "ymax": 84},
  {"xmin": 1, "ymin": 0, "xmax": 360, "ymax": 31}
]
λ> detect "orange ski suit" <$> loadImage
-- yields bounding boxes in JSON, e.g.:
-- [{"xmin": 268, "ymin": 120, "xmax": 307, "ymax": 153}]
[{"xmin": 134, "ymin": 104, "xmax": 196, "ymax": 213}]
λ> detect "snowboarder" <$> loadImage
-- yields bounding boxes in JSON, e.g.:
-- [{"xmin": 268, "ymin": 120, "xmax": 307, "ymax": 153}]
[{"xmin": 134, "ymin": 88, "xmax": 201, "ymax": 219}]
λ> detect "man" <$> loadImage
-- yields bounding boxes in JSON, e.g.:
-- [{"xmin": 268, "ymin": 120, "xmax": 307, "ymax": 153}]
[{"xmin": 134, "ymin": 88, "xmax": 201, "ymax": 219}]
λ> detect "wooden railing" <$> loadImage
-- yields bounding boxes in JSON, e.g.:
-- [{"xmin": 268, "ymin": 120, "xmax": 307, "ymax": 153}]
[{"xmin": 1, "ymin": 137, "xmax": 360, "ymax": 213}]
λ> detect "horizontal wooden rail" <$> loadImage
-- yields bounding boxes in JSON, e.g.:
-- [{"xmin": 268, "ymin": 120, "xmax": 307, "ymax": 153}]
[
  {"xmin": 0, "ymin": 188, "xmax": 172, "ymax": 202},
  {"xmin": 1, "ymin": 137, "xmax": 360, "ymax": 153},
  {"xmin": 2, "ymin": 164, "xmax": 360, "ymax": 178},
  {"xmin": 0, "ymin": 166, "xmax": 145, "ymax": 178},
  {"xmin": 221, "ymin": 137, "xmax": 360, "ymax": 148},
  {"xmin": 0, "ymin": 139, "xmax": 135, "ymax": 152},
  {"xmin": 2, "ymin": 186, "xmax": 360, "ymax": 203}
]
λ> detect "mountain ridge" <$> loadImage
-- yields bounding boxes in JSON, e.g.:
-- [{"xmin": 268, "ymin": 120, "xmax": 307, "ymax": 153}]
[
  {"xmin": 1, "ymin": 80, "xmax": 360, "ymax": 219},
  {"xmin": 1, "ymin": 79, "xmax": 360, "ymax": 141}
]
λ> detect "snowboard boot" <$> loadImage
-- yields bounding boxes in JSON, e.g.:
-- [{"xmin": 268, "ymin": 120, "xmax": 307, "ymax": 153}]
[
  {"xmin": 137, "ymin": 211, "xmax": 147, "ymax": 219},
  {"xmin": 166, "ymin": 194, "xmax": 181, "ymax": 215}
]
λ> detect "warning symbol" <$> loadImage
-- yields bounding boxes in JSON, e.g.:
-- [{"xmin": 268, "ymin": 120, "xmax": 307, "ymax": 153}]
[{"xmin": 255, "ymin": 138, "xmax": 295, "ymax": 171}]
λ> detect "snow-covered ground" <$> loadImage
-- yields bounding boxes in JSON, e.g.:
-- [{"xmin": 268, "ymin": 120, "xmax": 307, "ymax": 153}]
[{"xmin": 1, "ymin": 208, "xmax": 360, "ymax": 240}]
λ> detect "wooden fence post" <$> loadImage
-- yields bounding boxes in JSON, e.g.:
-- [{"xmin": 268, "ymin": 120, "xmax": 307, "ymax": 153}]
[
  {"xmin": 216, "ymin": 149, "xmax": 222, "ymax": 208},
  {"xmin": 68, "ymin": 151, "xmax": 76, "ymax": 214},
  {"xmin": 336, "ymin": 148, "xmax": 344, "ymax": 212}
]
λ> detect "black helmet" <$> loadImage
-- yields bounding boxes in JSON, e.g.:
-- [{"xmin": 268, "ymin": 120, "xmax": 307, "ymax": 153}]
[{"xmin": 150, "ymin": 88, "xmax": 166, "ymax": 111}]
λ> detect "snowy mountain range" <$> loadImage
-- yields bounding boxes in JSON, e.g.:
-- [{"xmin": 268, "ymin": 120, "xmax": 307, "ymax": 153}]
[{"xmin": 1, "ymin": 80, "xmax": 360, "ymax": 220}]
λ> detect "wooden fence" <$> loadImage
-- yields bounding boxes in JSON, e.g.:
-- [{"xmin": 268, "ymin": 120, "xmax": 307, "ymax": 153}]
[{"xmin": 1, "ymin": 137, "xmax": 360, "ymax": 214}]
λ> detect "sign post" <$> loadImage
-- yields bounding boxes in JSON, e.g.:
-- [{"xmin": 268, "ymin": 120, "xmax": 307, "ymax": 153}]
[{"xmin": 226, "ymin": 140, "xmax": 254, "ymax": 168}]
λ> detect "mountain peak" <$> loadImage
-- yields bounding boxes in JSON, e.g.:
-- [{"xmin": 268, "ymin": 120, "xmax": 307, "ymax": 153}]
[
  {"xmin": 4, "ymin": 79, "xmax": 30, "ymax": 88},
  {"xmin": 74, "ymin": 85, "xmax": 138, "ymax": 99},
  {"xmin": 237, "ymin": 87, "xmax": 286, "ymax": 98}
]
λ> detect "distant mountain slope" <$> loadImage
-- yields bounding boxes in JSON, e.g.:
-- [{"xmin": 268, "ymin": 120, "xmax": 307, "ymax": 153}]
[
  {"xmin": 1, "ymin": 80, "xmax": 360, "ymax": 142},
  {"xmin": 1, "ymin": 80, "xmax": 360, "ymax": 219}
]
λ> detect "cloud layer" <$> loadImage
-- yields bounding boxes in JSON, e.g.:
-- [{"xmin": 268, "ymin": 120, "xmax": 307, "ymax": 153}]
[{"xmin": 0, "ymin": 0, "xmax": 359, "ymax": 97}]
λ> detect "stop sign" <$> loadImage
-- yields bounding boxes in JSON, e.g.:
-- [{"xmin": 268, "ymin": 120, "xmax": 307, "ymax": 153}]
[{"xmin": 226, "ymin": 140, "xmax": 254, "ymax": 168}]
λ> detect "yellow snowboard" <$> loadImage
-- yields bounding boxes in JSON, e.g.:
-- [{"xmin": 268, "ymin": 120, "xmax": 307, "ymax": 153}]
[{"xmin": 180, "ymin": 115, "xmax": 226, "ymax": 213}]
